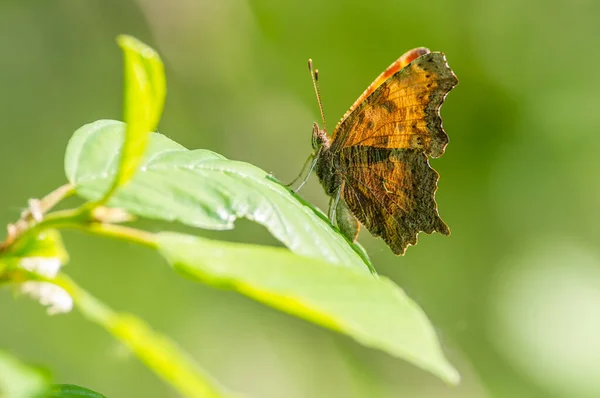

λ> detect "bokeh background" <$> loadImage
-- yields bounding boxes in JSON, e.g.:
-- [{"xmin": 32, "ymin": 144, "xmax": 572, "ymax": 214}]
[{"xmin": 1, "ymin": 0, "xmax": 600, "ymax": 397}]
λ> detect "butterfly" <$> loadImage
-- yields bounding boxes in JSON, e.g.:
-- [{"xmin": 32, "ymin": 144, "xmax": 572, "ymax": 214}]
[{"xmin": 291, "ymin": 47, "xmax": 458, "ymax": 255}]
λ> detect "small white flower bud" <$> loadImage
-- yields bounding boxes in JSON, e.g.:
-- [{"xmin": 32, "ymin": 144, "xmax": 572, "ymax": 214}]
[
  {"xmin": 19, "ymin": 257, "xmax": 62, "ymax": 278},
  {"xmin": 20, "ymin": 282, "xmax": 73, "ymax": 315}
]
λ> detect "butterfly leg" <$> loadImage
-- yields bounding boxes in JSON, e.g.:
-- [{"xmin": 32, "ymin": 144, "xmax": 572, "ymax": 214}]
[
  {"xmin": 286, "ymin": 153, "xmax": 314, "ymax": 189},
  {"xmin": 287, "ymin": 146, "xmax": 323, "ymax": 193},
  {"xmin": 292, "ymin": 155, "xmax": 319, "ymax": 193}
]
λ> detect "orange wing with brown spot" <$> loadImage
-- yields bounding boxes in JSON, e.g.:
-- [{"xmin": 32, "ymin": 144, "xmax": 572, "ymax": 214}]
[
  {"xmin": 330, "ymin": 50, "xmax": 457, "ymax": 254},
  {"xmin": 337, "ymin": 47, "xmax": 431, "ymax": 128},
  {"xmin": 331, "ymin": 52, "xmax": 457, "ymax": 157}
]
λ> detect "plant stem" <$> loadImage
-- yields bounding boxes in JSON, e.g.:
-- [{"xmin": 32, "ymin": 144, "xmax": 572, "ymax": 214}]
[
  {"xmin": 26, "ymin": 211, "xmax": 158, "ymax": 250},
  {"xmin": 39, "ymin": 183, "xmax": 77, "ymax": 214},
  {"xmin": 3, "ymin": 203, "xmax": 157, "ymax": 254},
  {"xmin": 1, "ymin": 184, "xmax": 76, "ymax": 250},
  {"xmin": 75, "ymin": 223, "xmax": 158, "ymax": 249}
]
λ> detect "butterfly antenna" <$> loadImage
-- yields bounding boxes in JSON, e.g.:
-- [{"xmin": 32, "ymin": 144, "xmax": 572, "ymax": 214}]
[{"xmin": 308, "ymin": 59, "xmax": 328, "ymax": 132}]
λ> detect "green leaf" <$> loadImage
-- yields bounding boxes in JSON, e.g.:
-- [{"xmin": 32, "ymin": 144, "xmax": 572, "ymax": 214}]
[
  {"xmin": 64, "ymin": 120, "xmax": 372, "ymax": 273},
  {"xmin": 108, "ymin": 35, "xmax": 166, "ymax": 195},
  {"xmin": 0, "ymin": 229, "xmax": 68, "ymax": 282},
  {"xmin": 47, "ymin": 384, "xmax": 106, "ymax": 398},
  {"xmin": 3, "ymin": 229, "xmax": 68, "ymax": 264},
  {"xmin": 0, "ymin": 350, "xmax": 49, "ymax": 398},
  {"xmin": 157, "ymin": 232, "xmax": 460, "ymax": 385},
  {"xmin": 55, "ymin": 276, "xmax": 237, "ymax": 398}
]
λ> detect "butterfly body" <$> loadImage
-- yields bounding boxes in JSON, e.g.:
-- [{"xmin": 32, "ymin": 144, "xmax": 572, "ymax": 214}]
[
  {"xmin": 307, "ymin": 48, "xmax": 458, "ymax": 255},
  {"xmin": 313, "ymin": 127, "xmax": 338, "ymax": 196}
]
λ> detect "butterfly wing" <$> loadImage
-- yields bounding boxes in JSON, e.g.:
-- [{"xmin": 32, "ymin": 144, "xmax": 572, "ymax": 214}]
[
  {"xmin": 339, "ymin": 147, "xmax": 449, "ymax": 255},
  {"xmin": 331, "ymin": 52, "xmax": 457, "ymax": 157},
  {"xmin": 331, "ymin": 51, "xmax": 457, "ymax": 254},
  {"xmin": 337, "ymin": 47, "xmax": 431, "ymax": 129}
]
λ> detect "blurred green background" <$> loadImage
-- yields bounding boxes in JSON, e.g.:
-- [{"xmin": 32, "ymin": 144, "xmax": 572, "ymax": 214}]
[{"xmin": 2, "ymin": 0, "xmax": 600, "ymax": 397}]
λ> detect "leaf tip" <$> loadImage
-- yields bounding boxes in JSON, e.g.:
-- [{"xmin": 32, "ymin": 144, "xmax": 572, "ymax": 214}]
[
  {"xmin": 116, "ymin": 34, "xmax": 161, "ymax": 62},
  {"xmin": 440, "ymin": 362, "xmax": 461, "ymax": 386}
]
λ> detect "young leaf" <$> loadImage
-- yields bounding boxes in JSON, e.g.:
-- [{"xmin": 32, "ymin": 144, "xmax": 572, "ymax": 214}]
[
  {"xmin": 107, "ymin": 35, "xmax": 166, "ymax": 196},
  {"xmin": 156, "ymin": 232, "xmax": 460, "ymax": 385},
  {"xmin": 0, "ymin": 229, "xmax": 73, "ymax": 315},
  {"xmin": 64, "ymin": 120, "xmax": 372, "ymax": 273},
  {"xmin": 2, "ymin": 229, "xmax": 68, "ymax": 267},
  {"xmin": 0, "ymin": 350, "xmax": 49, "ymax": 398}
]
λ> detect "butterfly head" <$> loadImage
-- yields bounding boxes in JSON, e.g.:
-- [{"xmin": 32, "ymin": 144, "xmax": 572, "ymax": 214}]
[
  {"xmin": 311, "ymin": 122, "xmax": 331, "ymax": 154},
  {"xmin": 307, "ymin": 59, "xmax": 331, "ymax": 155}
]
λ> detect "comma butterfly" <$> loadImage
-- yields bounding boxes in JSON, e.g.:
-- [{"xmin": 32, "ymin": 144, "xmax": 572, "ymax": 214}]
[{"xmin": 292, "ymin": 48, "xmax": 458, "ymax": 255}]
